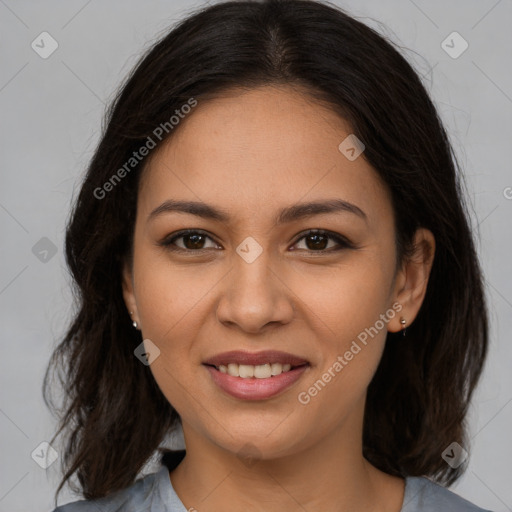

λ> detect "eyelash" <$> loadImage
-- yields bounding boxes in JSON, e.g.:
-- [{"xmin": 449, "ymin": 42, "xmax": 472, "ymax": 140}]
[{"xmin": 159, "ymin": 228, "xmax": 354, "ymax": 254}]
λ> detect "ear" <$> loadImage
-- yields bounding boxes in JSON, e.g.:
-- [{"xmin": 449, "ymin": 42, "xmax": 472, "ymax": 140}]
[
  {"xmin": 122, "ymin": 258, "xmax": 139, "ymax": 325},
  {"xmin": 388, "ymin": 228, "xmax": 435, "ymax": 333}
]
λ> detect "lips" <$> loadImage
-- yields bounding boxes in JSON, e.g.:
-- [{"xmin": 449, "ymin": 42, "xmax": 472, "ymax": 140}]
[
  {"xmin": 202, "ymin": 350, "xmax": 310, "ymax": 400},
  {"xmin": 203, "ymin": 350, "xmax": 309, "ymax": 367}
]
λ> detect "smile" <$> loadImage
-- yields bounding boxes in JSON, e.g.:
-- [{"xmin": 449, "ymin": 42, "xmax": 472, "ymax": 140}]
[
  {"xmin": 211, "ymin": 362, "xmax": 303, "ymax": 378},
  {"xmin": 202, "ymin": 350, "xmax": 310, "ymax": 400}
]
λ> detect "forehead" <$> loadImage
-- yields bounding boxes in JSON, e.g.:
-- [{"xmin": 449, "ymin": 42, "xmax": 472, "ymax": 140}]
[{"xmin": 138, "ymin": 85, "xmax": 392, "ymax": 228}]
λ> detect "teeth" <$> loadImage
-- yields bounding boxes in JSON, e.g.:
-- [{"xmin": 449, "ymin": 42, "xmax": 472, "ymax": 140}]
[
  {"xmin": 254, "ymin": 363, "xmax": 271, "ymax": 378},
  {"xmin": 217, "ymin": 362, "xmax": 294, "ymax": 378},
  {"xmin": 227, "ymin": 363, "xmax": 238, "ymax": 377},
  {"xmin": 239, "ymin": 364, "xmax": 254, "ymax": 378}
]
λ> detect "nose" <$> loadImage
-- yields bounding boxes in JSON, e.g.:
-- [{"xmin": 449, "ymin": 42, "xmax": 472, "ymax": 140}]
[{"xmin": 215, "ymin": 245, "xmax": 295, "ymax": 334}]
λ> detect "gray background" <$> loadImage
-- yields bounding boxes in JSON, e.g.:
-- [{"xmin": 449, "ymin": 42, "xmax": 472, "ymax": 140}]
[{"xmin": 0, "ymin": 0, "xmax": 511, "ymax": 511}]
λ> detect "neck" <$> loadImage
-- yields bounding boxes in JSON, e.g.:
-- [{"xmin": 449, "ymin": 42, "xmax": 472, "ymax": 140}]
[{"xmin": 169, "ymin": 413, "xmax": 405, "ymax": 512}]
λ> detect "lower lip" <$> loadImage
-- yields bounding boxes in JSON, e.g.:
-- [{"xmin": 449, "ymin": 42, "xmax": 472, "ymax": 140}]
[{"xmin": 204, "ymin": 364, "xmax": 309, "ymax": 400}]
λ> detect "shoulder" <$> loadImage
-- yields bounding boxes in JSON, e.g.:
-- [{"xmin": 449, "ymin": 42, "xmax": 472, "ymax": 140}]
[
  {"xmin": 402, "ymin": 476, "xmax": 494, "ymax": 512},
  {"xmin": 51, "ymin": 466, "xmax": 168, "ymax": 512}
]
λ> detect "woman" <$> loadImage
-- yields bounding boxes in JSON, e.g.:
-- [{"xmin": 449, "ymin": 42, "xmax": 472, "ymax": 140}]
[{"xmin": 45, "ymin": 0, "xmax": 492, "ymax": 510}]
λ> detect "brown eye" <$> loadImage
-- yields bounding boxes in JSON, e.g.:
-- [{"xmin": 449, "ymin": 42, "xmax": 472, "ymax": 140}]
[
  {"xmin": 304, "ymin": 233, "xmax": 329, "ymax": 250},
  {"xmin": 181, "ymin": 233, "xmax": 207, "ymax": 250},
  {"xmin": 292, "ymin": 229, "xmax": 352, "ymax": 252},
  {"xmin": 161, "ymin": 230, "xmax": 219, "ymax": 251}
]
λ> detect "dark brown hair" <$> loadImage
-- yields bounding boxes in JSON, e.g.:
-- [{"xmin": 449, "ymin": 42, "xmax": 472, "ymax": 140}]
[{"xmin": 43, "ymin": 0, "xmax": 488, "ymax": 505}]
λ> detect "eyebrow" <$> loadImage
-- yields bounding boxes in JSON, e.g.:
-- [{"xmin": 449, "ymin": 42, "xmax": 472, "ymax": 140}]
[{"xmin": 148, "ymin": 198, "xmax": 367, "ymax": 225}]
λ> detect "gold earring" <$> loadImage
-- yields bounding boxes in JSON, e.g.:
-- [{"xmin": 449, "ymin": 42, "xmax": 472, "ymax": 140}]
[
  {"xmin": 130, "ymin": 311, "xmax": 138, "ymax": 330},
  {"xmin": 400, "ymin": 317, "xmax": 407, "ymax": 337}
]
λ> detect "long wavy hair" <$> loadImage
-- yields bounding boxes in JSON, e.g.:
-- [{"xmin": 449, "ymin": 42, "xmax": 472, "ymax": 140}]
[{"xmin": 43, "ymin": 0, "xmax": 489, "ymax": 505}]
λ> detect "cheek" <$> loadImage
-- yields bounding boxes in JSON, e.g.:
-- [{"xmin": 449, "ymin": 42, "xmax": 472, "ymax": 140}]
[
  {"xmin": 131, "ymin": 259, "xmax": 208, "ymax": 411},
  {"xmin": 133, "ymin": 250, "xmax": 216, "ymax": 341},
  {"xmin": 294, "ymin": 254, "xmax": 393, "ymax": 345},
  {"xmin": 292, "ymin": 253, "xmax": 393, "ymax": 402},
  {"xmin": 295, "ymin": 304, "xmax": 389, "ymax": 428}
]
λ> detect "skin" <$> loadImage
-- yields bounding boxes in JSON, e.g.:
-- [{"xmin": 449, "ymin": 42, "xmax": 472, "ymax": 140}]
[{"xmin": 122, "ymin": 84, "xmax": 435, "ymax": 512}]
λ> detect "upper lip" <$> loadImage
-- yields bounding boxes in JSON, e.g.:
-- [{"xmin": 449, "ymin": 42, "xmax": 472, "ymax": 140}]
[{"xmin": 203, "ymin": 350, "xmax": 309, "ymax": 367}]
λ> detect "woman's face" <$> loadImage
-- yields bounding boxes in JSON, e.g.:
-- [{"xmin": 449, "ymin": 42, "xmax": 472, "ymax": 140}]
[{"xmin": 123, "ymin": 85, "xmax": 415, "ymax": 461}]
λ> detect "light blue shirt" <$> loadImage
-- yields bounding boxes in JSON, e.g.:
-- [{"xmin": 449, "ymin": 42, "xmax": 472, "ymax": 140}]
[{"xmin": 52, "ymin": 464, "xmax": 493, "ymax": 511}]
